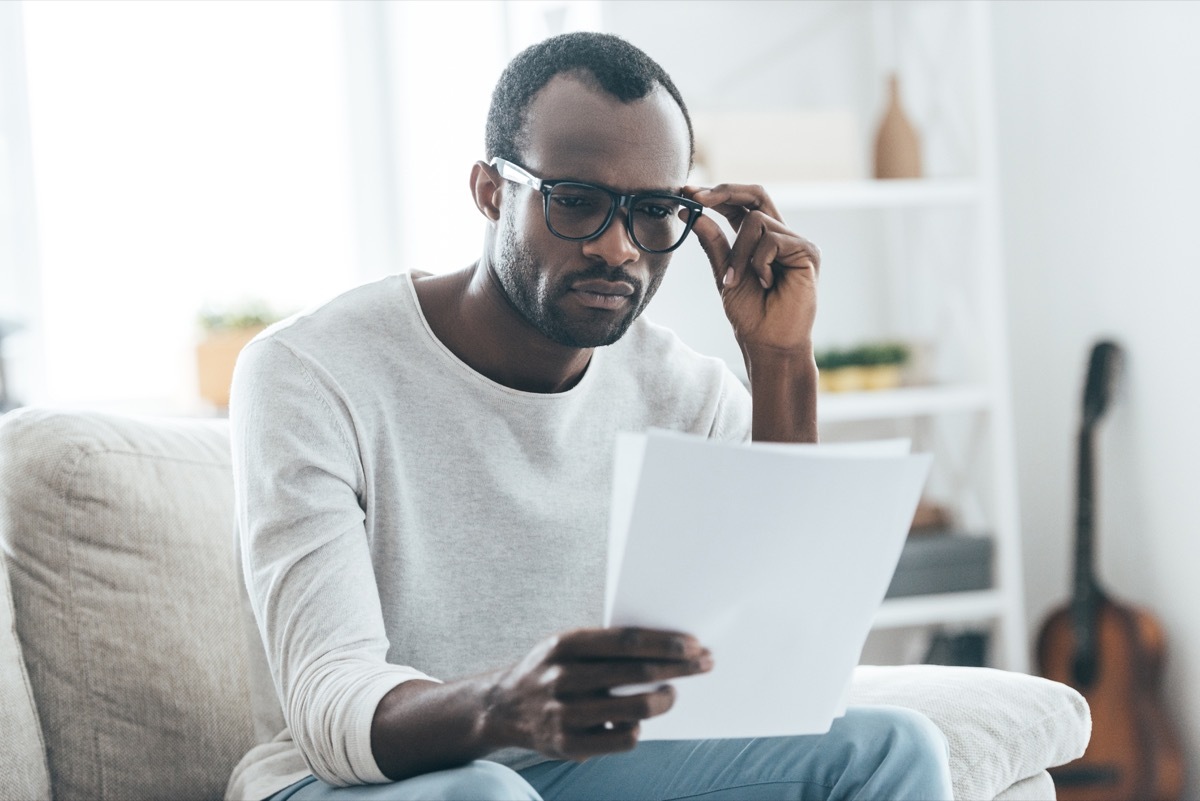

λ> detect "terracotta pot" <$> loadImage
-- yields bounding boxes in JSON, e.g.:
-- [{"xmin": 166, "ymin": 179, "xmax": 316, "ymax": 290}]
[{"xmin": 196, "ymin": 326, "xmax": 265, "ymax": 408}]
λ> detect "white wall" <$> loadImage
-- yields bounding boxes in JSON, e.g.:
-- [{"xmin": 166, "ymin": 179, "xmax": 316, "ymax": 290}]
[{"xmin": 993, "ymin": 0, "xmax": 1200, "ymax": 792}]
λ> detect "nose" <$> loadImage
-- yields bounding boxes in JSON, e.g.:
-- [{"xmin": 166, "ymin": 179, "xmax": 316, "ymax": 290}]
[{"xmin": 580, "ymin": 209, "xmax": 640, "ymax": 267}]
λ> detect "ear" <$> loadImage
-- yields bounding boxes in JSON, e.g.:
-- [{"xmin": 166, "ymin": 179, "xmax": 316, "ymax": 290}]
[{"xmin": 470, "ymin": 160, "xmax": 503, "ymax": 222}]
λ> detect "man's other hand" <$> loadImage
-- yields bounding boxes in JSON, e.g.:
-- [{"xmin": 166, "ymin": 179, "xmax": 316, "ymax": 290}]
[
  {"xmin": 684, "ymin": 183, "xmax": 820, "ymax": 358},
  {"xmin": 483, "ymin": 627, "xmax": 713, "ymax": 761}
]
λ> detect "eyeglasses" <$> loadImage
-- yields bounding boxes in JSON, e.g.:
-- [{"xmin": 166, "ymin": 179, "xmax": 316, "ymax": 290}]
[{"xmin": 490, "ymin": 157, "xmax": 703, "ymax": 254}]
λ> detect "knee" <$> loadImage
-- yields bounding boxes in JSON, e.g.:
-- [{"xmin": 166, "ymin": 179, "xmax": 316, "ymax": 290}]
[
  {"xmin": 839, "ymin": 706, "xmax": 953, "ymax": 799},
  {"xmin": 872, "ymin": 706, "xmax": 949, "ymax": 764},
  {"xmin": 419, "ymin": 761, "xmax": 541, "ymax": 801}
]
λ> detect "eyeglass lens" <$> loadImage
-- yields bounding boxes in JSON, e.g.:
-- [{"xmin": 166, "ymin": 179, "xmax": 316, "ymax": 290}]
[{"xmin": 546, "ymin": 183, "xmax": 689, "ymax": 252}]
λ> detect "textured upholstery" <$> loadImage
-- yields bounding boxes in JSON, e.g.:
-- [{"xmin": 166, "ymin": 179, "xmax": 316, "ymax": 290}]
[
  {"xmin": 0, "ymin": 526, "xmax": 51, "ymax": 801},
  {"xmin": 0, "ymin": 408, "xmax": 256, "ymax": 800},
  {"xmin": 0, "ymin": 407, "xmax": 1089, "ymax": 801},
  {"xmin": 993, "ymin": 770, "xmax": 1057, "ymax": 801},
  {"xmin": 850, "ymin": 665, "xmax": 1090, "ymax": 801}
]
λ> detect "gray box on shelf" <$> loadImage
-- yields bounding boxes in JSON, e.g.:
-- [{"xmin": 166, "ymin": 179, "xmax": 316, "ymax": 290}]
[{"xmin": 885, "ymin": 531, "xmax": 994, "ymax": 598}]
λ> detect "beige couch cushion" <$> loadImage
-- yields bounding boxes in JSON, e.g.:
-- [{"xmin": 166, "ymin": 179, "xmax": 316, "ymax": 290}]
[
  {"xmin": 0, "ymin": 408, "xmax": 256, "ymax": 801},
  {"xmin": 993, "ymin": 770, "xmax": 1056, "ymax": 801},
  {"xmin": 850, "ymin": 664, "xmax": 1091, "ymax": 801},
  {"xmin": 0, "ymin": 536, "xmax": 52, "ymax": 801}
]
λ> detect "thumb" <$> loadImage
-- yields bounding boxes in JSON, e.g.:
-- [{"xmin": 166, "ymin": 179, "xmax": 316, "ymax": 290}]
[{"xmin": 687, "ymin": 212, "xmax": 733, "ymax": 291}]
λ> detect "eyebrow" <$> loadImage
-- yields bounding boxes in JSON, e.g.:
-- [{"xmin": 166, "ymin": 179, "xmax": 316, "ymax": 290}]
[{"xmin": 554, "ymin": 174, "xmax": 686, "ymax": 197}]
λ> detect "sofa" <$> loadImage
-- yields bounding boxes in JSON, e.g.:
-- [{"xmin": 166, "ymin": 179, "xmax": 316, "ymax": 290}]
[{"xmin": 0, "ymin": 407, "xmax": 1091, "ymax": 801}]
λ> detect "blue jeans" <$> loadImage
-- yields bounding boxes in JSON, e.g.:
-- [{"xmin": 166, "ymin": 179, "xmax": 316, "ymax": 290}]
[{"xmin": 268, "ymin": 706, "xmax": 954, "ymax": 801}]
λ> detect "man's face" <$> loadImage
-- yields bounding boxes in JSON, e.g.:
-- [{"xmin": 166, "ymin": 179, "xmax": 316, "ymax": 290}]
[{"xmin": 490, "ymin": 74, "xmax": 692, "ymax": 348}]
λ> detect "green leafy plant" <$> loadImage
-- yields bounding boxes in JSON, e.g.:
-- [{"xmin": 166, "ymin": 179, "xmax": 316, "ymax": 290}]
[
  {"xmin": 818, "ymin": 341, "xmax": 910, "ymax": 369},
  {"xmin": 197, "ymin": 301, "xmax": 283, "ymax": 333},
  {"xmin": 815, "ymin": 348, "xmax": 849, "ymax": 370}
]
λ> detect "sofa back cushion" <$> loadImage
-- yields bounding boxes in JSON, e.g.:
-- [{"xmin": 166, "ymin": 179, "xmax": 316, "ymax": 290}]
[{"xmin": 0, "ymin": 408, "xmax": 256, "ymax": 800}]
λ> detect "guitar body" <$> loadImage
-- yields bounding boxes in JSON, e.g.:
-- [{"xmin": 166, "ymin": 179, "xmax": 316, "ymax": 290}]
[
  {"xmin": 1036, "ymin": 341, "xmax": 1185, "ymax": 801},
  {"xmin": 1037, "ymin": 595, "xmax": 1184, "ymax": 801}
]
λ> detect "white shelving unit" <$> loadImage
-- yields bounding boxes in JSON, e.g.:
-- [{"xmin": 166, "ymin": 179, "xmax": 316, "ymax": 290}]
[
  {"xmin": 625, "ymin": 0, "xmax": 1027, "ymax": 671},
  {"xmin": 873, "ymin": 589, "xmax": 1005, "ymax": 631},
  {"xmin": 769, "ymin": 180, "xmax": 979, "ymax": 210},
  {"xmin": 778, "ymin": 2, "xmax": 1027, "ymax": 671},
  {"xmin": 818, "ymin": 385, "xmax": 991, "ymax": 423}
]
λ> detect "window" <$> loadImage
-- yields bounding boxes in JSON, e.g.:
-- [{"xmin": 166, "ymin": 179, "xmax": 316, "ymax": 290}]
[
  {"xmin": 9, "ymin": 0, "xmax": 600, "ymax": 411},
  {"xmin": 21, "ymin": 0, "xmax": 356, "ymax": 409}
]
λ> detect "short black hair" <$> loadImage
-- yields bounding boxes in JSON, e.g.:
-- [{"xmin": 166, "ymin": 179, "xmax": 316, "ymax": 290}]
[{"xmin": 485, "ymin": 32, "xmax": 694, "ymax": 168}]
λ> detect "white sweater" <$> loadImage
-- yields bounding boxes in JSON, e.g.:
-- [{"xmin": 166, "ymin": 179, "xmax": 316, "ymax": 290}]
[{"xmin": 227, "ymin": 272, "xmax": 751, "ymax": 798}]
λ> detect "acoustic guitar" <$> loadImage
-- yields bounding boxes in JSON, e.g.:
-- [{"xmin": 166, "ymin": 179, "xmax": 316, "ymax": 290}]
[{"xmin": 1036, "ymin": 340, "xmax": 1185, "ymax": 801}]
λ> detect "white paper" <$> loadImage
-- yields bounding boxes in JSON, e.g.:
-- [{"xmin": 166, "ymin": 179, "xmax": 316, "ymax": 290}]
[{"xmin": 604, "ymin": 430, "xmax": 931, "ymax": 740}]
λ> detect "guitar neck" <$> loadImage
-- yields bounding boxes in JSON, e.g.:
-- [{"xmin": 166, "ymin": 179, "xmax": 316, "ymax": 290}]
[
  {"xmin": 1072, "ymin": 426, "xmax": 1101, "ymax": 634},
  {"xmin": 1074, "ymin": 428, "xmax": 1098, "ymax": 597},
  {"xmin": 1068, "ymin": 341, "xmax": 1119, "ymax": 687}
]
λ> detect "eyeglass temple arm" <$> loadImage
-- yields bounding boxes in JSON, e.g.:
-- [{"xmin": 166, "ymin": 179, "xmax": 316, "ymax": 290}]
[{"xmin": 490, "ymin": 158, "xmax": 542, "ymax": 191}]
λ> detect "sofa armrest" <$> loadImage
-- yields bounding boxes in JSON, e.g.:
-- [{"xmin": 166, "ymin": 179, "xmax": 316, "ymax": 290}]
[
  {"xmin": 993, "ymin": 770, "xmax": 1056, "ymax": 801},
  {"xmin": 0, "ymin": 542, "xmax": 52, "ymax": 801},
  {"xmin": 850, "ymin": 664, "xmax": 1090, "ymax": 801}
]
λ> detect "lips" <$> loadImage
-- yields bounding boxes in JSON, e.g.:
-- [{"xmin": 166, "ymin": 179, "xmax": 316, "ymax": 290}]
[
  {"xmin": 571, "ymin": 279, "xmax": 635, "ymax": 297},
  {"xmin": 569, "ymin": 279, "xmax": 636, "ymax": 311}
]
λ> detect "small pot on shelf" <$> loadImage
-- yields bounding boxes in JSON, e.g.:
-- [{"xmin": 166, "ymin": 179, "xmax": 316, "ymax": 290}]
[
  {"xmin": 196, "ymin": 326, "xmax": 266, "ymax": 408},
  {"xmin": 817, "ymin": 341, "xmax": 910, "ymax": 393},
  {"xmin": 195, "ymin": 302, "xmax": 283, "ymax": 409}
]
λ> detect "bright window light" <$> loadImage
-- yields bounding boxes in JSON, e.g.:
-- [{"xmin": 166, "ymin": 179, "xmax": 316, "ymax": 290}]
[
  {"xmin": 23, "ymin": 0, "xmax": 356, "ymax": 411},
  {"xmin": 17, "ymin": 0, "xmax": 601, "ymax": 412},
  {"xmin": 385, "ymin": 1, "xmax": 508, "ymax": 276}
]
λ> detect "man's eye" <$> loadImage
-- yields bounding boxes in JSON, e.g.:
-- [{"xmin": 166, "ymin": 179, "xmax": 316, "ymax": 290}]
[
  {"xmin": 636, "ymin": 203, "xmax": 674, "ymax": 220},
  {"xmin": 553, "ymin": 195, "xmax": 596, "ymax": 208}
]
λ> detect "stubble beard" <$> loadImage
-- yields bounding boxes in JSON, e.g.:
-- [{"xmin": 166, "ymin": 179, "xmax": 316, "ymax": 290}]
[{"xmin": 493, "ymin": 212, "xmax": 666, "ymax": 348}]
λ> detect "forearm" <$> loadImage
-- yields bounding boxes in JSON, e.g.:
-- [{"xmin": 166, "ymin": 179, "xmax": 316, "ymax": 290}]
[
  {"xmin": 370, "ymin": 673, "xmax": 506, "ymax": 781},
  {"xmin": 744, "ymin": 344, "xmax": 819, "ymax": 443}
]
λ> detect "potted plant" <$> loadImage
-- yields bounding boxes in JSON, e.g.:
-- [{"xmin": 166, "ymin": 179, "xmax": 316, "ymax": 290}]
[
  {"xmin": 854, "ymin": 342, "xmax": 909, "ymax": 390},
  {"xmin": 195, "ymin": 301, "xmax": 283, "ymax": 408},
  {"xmin": 817, "ymin": 341, "xmax": 910, "ymax": 392}
]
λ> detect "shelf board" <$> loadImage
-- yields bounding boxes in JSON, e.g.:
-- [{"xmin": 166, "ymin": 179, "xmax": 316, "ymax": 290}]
[
  {"xmin": 873, "ymin": 589, "xmax": 1003, "ymax": 630},
  {"xmin": 818, "ymin": 384, "xmax": 990, "ymax": 422},
  {"xmin": 766, "ymin": 179, "xmax": 979, "ymax": 210}
]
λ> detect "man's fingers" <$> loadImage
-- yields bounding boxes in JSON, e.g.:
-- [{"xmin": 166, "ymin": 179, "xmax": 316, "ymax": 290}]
[
  {"xmin": 553, "ymin": 654, "xmax": 712, "ymax": 696},
  {"xmin": 776, "ymin": 236, "xmax": 821, "ymax": 275},
  {"xmin": 750, "ymin": 234, "xmax": 781, "ymax": 290},
  {"xmin": 551, "ymin": 627, "xmax": 704, "ymax": 661},
  {"xmin": 727, "ymin": 213, "xmax": 771, "ymax": 289},
  {"xmin": 683, "ymin": 185, "xmax": 817, "ymax": 294},
  {"xmin": 560, "ymin": 687, "xmax": 676, "ymax": 729},
  {"xmin": 687, "ymin": 212, "xmax": 734, "ymax": 291},
  {"xmin": 555, "ymin": 722, "xmax": 641, "ymax": 761},
  {"xmin": 691, "ymin": 184, "xmax": 783, "ymax": 224}
]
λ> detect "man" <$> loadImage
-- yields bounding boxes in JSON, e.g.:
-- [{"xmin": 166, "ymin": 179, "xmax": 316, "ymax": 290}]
[{"xmin": 228, "ymin": 32, "xmax": 953, "ymax": 801}]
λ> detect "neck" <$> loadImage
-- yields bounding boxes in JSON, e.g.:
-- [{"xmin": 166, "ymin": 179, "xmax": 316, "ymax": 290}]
[{"xmin": 413, "ymin": 261, "xmax": 593, "ymax": 394}]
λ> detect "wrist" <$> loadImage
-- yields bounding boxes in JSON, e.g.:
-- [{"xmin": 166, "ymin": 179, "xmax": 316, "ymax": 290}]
[
  {"xmin": 741, "ymin": 342, "xmax": 817, "ymax": 382},
  {"xmin": 477, "ymin": 669, "xmax": 522, "ymax": 752},
  {"xmin": 743, "ymin": 343, "xmax": 819, "ymax": 444}
]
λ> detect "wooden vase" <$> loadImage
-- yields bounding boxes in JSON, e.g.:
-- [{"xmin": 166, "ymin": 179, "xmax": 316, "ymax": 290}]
[{"xmin": 874, "ymin": 73, "xmax": 922, "ymax": 179}]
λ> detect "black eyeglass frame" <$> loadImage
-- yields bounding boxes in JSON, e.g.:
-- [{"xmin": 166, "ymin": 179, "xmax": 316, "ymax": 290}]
[{"xmin": 490, "ymin": 157, "xmax": 704, "ymax": 254}]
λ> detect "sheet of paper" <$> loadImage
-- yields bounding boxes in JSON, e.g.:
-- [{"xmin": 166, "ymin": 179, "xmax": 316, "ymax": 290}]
[{"xmin": 604, "ymin": 430, "xmax": 931, "ymax": 740}]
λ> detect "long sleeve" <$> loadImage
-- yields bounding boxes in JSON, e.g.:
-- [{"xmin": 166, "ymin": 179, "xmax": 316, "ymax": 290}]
[{"xmin": 229, "ymin": 334, "xmax": 436, "ymax": 787}]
